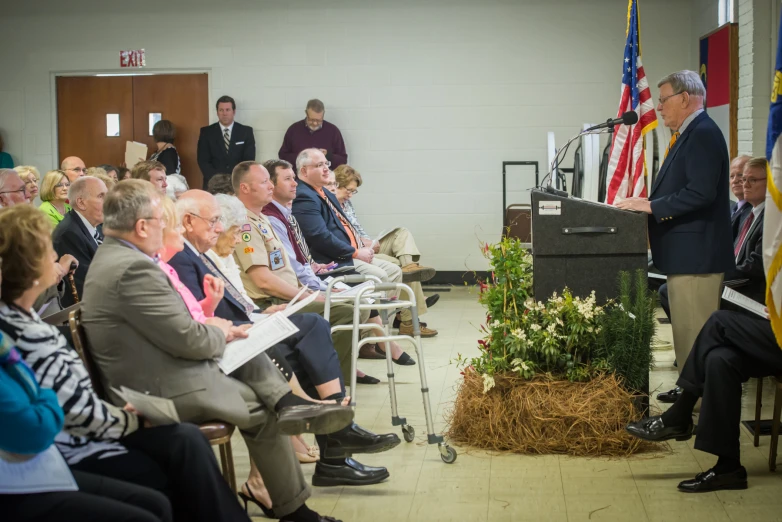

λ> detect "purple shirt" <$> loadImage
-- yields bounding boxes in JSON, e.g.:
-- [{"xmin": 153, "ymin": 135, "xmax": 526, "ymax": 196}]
[{"xmin": 279, "ymin": 120, "xmax": 348, "ymax": 170}]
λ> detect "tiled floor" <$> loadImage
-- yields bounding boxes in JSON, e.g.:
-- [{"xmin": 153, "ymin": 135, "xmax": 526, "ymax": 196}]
[{"xmin": 227, "ymin": 287, "xmax": 782, "ymax": 522}]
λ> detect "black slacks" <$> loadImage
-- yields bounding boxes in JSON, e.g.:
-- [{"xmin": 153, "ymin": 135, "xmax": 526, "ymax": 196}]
[
  {"xmin": 0, "ymin": 470, "xmax": 172, "ymax": 522},
  {"xmin": 72, "ymin": 423, "xmax": 249, "ymax": 522},
  {"xmin": 677, "ymin": 310, "xmax": 782, "ymax": 459},
  {"xmin": 280, "ymin": 312, "xmax": 344, "ymax": 390}
]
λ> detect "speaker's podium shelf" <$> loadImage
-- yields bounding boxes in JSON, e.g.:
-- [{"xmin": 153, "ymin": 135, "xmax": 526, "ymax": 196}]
[{"xmin": 530, "ymin": 189, "xmax": 647, "ymax": 303}]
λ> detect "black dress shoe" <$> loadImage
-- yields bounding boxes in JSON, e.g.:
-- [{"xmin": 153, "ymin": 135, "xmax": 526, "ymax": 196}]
[
  {"xmin": 657, "ymin": 386, "xmax": 682, "ymax": 403},
  {"xmin": 374, "ymin": 346, "xmax": 416, "ymax": 366},
  {"xmin": 356, "ymin": 374, "xmax": 380, "ymax": 385},
  {"xmin": 312, "ymin": 457, "xmax": 390, "ymax": 487},
  {"xmin": 277, "ymin": 405, "xmax": 354, "ymax": 436},
  {"xmin": 625, "ymin": 415, "xmax": 693, "ymax": 442},
  {"xmin": 677, "ymin": 467, "xmax": 748, "ymax": 493},
  {"xmin": 320, "ymin": 423, "xmax": 401, "ymax": 459},
  {"xmin": 425, "ymin": 294, "xmax": 440, "ymax": 308}
]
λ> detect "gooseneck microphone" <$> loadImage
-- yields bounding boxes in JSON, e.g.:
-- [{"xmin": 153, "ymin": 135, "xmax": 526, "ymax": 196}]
[{"xmin": 584, "ymin": 111, "xmax": 639, "ymax": 132}]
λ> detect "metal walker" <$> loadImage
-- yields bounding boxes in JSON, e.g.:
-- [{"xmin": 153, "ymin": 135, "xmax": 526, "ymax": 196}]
[{"xmin": 324, "ymin": 275, "xmax": 457, "ymax": 464}]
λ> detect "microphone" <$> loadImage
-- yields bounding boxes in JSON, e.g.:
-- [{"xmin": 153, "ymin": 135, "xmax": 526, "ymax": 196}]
[{"xmin": 584, "ymin": 111, "xmax": 638, "ymax": 132}]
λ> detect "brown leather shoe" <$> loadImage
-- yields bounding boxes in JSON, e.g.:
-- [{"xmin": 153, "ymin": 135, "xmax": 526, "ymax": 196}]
[
  {"xmin": 398, "ymin": 321, "xmax": 438, "ymax": 338},
  {"xmin": 401, "ymin": 263, "xmax": 436, "ymax": 283},
  {"xmin": 358, "ymin": 343, "xmax": 384, "ymax": 359}
]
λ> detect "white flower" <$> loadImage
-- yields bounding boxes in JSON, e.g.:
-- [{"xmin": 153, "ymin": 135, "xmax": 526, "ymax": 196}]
[
  {"xmin": 512, "ymin": 328, "xmax": 526, "ymax": 340},
  {"xmin": 491, "ymin": 320, "xmax": 501, "ymax": 328},
  {"xmin": 556, "ymin": 318, "xmax": 564, "ymax": 327},
  {"xmin": 530, "ymin": 323, "xmax": 542, "ymax": 332},
  {"xmin": 482, "ymin": 373, "xmax": 496, "ymax": 393},
  {"xmin": 546, "ymin": 323, "xmax": 557, "ymax": 334}
]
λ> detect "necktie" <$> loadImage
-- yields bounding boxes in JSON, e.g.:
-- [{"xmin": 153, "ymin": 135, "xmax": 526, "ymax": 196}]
[
  {"xmin": 323, "ymin": 194, "xmax": 360, "ymax": 247},
  {"xmin": 664, "ymin": 131, "xmax": 680, "ymax": 159},
  {"xmin": 734, "ymin": 211, "xmax": 755, "ymax": 257},
  {"xmin": 93, "ymin": 229, "xmax": 103, "ymax": 245},
  {"xmin": 199, "ymin": 253, "xmax": 254, "ymax": 318},
  {"xmin": 223, "ymin": 128, "xmax": 230, "ymax": 152},
  {"xmin": 287, "ymin": 213, "xmax": 312, "ymax": 262}
]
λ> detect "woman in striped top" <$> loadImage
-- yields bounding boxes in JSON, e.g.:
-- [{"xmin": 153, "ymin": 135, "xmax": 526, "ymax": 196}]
[{"xmin": 0, "ymin": 204, "xmax": 251, "ymax": 522}]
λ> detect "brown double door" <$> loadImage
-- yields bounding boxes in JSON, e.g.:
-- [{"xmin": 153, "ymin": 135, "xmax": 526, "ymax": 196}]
[{"xmin": 57, "ymin": 73, "xmax": 209, "ymax": 190}]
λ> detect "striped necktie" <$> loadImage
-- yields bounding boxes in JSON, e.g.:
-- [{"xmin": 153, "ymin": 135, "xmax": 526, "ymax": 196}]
[
  {"xmin": 199, "ymin": 253, "xmax": 255, "ymax": 318},
  {"xmin": 223, "ymin": 128, "xmax": 230, "ymax": 152},
  {"xmin": 93, "ymin": 229, "xmax": 103, "ymax": 245},
  {"xmin": 287, "ymin": 213, "xmax": 312, "ymax": 262},
  {"xmin": 664, "ymin": 131, "xmax": 680, "ymax": 158}
]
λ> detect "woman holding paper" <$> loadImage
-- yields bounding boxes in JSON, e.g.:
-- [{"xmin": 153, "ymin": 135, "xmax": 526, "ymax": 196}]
[{"xmin": 0, "ymin": 204, "xmax": 252, "ymax": 522}]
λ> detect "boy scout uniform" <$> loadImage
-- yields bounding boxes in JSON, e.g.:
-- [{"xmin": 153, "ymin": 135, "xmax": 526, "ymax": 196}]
[{"xmin": 233, "ymin": 209, "xmax": 369, "ymax": 380}]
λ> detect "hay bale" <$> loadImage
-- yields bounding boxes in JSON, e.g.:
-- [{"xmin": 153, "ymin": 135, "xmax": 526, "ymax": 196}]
[{"xmin": 446, "ymin": 372, "xmax": 660, "ymax": 457}]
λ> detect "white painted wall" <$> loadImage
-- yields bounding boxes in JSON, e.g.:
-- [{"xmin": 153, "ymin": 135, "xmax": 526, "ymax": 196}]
[{"xmin": 0, "ymin": 0, "xmax": 694, "ymax": 271}]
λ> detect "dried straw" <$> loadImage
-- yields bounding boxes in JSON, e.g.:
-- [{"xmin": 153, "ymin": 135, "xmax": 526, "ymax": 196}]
[{"xmin": 446, "ymin": 372, "xmax": 661, "ymax": 457}]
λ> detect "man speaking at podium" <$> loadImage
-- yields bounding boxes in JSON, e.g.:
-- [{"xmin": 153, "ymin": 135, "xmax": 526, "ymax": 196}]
[{"xmin": 617, "ymin": 70, "xmax": 734, "ymax": 402}]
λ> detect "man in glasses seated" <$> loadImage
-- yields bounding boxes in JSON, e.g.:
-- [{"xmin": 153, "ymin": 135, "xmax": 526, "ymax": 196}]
[{"xmin": 61, "ymin": 156, "xmax": 87, "ymax": 183}]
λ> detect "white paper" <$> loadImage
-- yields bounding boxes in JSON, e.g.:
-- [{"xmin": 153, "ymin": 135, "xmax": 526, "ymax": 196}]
[
  {"xmin": 113, "ymin": 386, "xmax": 180, "ymax": 425},
  {"xmin": 648, "ymin": 272, "xmax": 667, "ymax": 280},
  {"xmin": 374, "ymin": 228, "xmax": 395, "ymax": 242},
  {"xmin": 125, "ymin": 141, "xmax": 148, "ymax": 169},
  {"xmin": 287, "ymin": 287, "xmax": 308, "ymax": 308},
  {"xmin": 722, "ymin": 287, "xmax": 768, "ymax": 319},
  {"xmin": 0, "ymin": 446, "xmax": 78, "ymax": 494},
  {"xmin": 281, "ymin": 290, "xmax": 318, "ymax": 316},
  {"xmin": 324, "ymin": 278, "xmax": 376, "ymax": 303},
  {"xmin": 251, "ymin": 312, "xmax": 269, "ymax": 323},
  {"xmin": 217, "ymin": 313, "xmax": 299, "ymax": 374}
]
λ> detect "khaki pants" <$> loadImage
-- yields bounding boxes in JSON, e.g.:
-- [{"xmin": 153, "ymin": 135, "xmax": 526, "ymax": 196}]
[
  {"xmin": 375, "ymin": 253, "xmax": 428, "ymax": 318},
  {"xmin": 668, "ymin": 273, "xmax": 724, "ymax": 371},
  {"xmin": 352, "ymin": 257, "xmax": 418, "ymax": 321},
  {"xmin": 378, "ymin": 227, "xmax": 421, "ymax": 262}
]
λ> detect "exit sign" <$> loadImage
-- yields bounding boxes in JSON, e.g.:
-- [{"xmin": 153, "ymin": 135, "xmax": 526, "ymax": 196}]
[{"xmin": 120, "ymin": 49, "xmax": 146, "ymax": 68}]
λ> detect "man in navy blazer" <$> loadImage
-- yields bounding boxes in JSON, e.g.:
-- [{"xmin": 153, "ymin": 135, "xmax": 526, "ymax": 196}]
[
  {"xmin": 197, "ymin": 95, "xmax": 256, "ymax": 190},
  {"xmin": 617, "ymin": 70, "xmax": 733, "ymax": 403},
  {"xmin": 52, "ymin": 176, "xmax": 107, "ymax": 307},
  {"xmin": 168, "ymin": 190, "xmax": 400, "ymax": 487}
]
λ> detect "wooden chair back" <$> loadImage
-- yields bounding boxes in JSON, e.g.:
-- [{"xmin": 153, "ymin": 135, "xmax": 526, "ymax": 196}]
[{"xmin": 68, "ymin": 308, "xmax": 108, "ymax": 400}]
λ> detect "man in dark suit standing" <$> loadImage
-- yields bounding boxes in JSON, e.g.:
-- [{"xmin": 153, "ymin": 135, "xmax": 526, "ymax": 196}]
[
  {"xmin": 617, "ymin": 70, "xmax": 734, "ymax": 403},
  {"xmin": 197, "ymin": 95, "xmax": 256, "ymax": 190},
  {"xmin": 52, "ymin": 176, "xmax": 107, "ymax": 306}
]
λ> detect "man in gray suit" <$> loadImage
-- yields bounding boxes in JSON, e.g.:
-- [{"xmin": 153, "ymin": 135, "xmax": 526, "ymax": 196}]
[{"xmin": 82, "ymin": 179, "xmax": 352, "ymax": 522}]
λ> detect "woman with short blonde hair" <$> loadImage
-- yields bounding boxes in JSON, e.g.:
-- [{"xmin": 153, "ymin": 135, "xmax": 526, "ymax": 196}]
[
  {"xmin": 38, "ymin": 170, "xmax": 72, "ymax": 226},
  {"xmin": 14, "ymin": 165, "xmax": 41, "ymax": 202}
]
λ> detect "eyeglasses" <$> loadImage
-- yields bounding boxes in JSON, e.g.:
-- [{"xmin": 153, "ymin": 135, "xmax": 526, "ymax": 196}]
[
  {"xmin": 67, "ymin": 167, "xmax": 88, "ymax": 173},
  {"xmin": 742, "ymin": 177, "xmax": 767, "ymax": 186},
  {"xmin": 305, "ymin": 161, "xmax": 331, "ymax": 170},
  {"xmin": 54, "ymin": 182, "xmax": 71, "ymax": 189},
  {"xmin": 658, "ymin": 92, "xmax": 684, "ymax": 105},
  {"xmin": 188, "ymin": 212, "xmax": 222, "ymax": 229},
  {"xmin": 0, "ymin": 187, "xmax": 26, "ymax": 196},
  {"xmin": 324, "ymin": 181, "xmax": 337, "ymax": 187},
  {"xmin": 345, "ymin": 188, "xmax": 358, "ymax": 195}
]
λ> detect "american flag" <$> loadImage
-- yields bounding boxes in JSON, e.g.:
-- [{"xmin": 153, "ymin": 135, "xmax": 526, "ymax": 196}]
[{"xmin": 605, "ymin": 0, "xmax": 658, "ymax": 205}]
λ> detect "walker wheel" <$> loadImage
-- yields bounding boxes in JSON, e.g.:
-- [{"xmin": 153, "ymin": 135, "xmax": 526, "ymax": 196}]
[
  {"xmin": 402, "ymin": 424, "xmax": 415, "ymax": 443},
  {"xmin": 440, "ymin": 445, "xmax": 457, "ymax": 464}
]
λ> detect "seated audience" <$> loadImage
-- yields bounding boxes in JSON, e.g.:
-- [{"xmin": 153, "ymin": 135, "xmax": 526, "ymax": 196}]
[
  {"xmin": 118, "ymin": 166, "xmax": 132, "ymax": 180},
  {"xmin": 150, "ymin": 120, "xmax": 181, "ymax": 175},
  {"xmin": 91, "ymin": 170, "xmax": 117, "ymax": 191},
  {"xmin": 15, "ymin": 165, "xmax": 40, "ymax": 206},
  {"xmin": 291, "ymin": 149, "xmax": 408, "ymax": 325},
  {"xmin": 81, "ymin": 179, "xmax": 351, "ymax": 522},
  {"xmin": 261, "ymin": 159, "xmax": 415, "ymax": 364},
  {"xmin": 0, "ymin": 328, "xmax": 172, "ymax": 522},
  {"xmin": 730, "ymin": 155, "xmax": 752, "ymax": 234},
  {"xmin": 61, "ymin": 156, "xmax": 87, "ymax": 183},
  {"xmin": 86, "ymin": 166, "xmax": 107, "ymax": 178},
  {"xmin": 626, "ymin": 309, "xmax": 781, "ymax": 492},
  {"xmin": 52, "ymin": 176, "xmax": 107, "ymax": 306},
  {"xmin": 166, "ymin": 192, "xmax": 397, "ymax": 490},
  {"xmin": 131, "ymin": 160, "xmax": 168, "ymax": 196},
  {"xmin": 0, "ymin": 168, "xmax": 31, "ymax": 207},
  {"xmin": 333, "ymin": 164, "xmax": 439, "ymax": 336},
  {"xmin": 0, "ymin": 204, "xmax": 251, "ymax": 522},
  {"xmin": 166, "ymin": 174, "xmax": 189, "ymax": 200},
  {"xmin": 207, "ymin": 173, "xmax": 234, "ymax": 195},
  {"xmin": 98, "ymin": 164, "xmax": 120, "ymax": 182},
  {"xmin": 39, "ymin": 169, "xmax": 72, "ymax": 226}
]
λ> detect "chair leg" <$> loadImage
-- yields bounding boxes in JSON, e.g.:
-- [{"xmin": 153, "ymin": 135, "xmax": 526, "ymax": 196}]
[
  {"xmin": 223, "ymin": 440, "xmax": 237, "ymax": 493},
  {"xmin": 755, "ymin": 377, "xmax": 764, "ymax": 448},
  {"xmin": 769, "ymin": 383, "xmax": 782, "ymax": 472}
]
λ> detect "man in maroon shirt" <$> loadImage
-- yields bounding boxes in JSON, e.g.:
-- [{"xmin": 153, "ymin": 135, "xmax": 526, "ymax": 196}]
[{"xmin": 279, "ymin": 99, "xmax": 348, "ymax": 171}]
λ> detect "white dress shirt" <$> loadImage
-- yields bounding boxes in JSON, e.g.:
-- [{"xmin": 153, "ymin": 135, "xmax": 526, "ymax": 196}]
[{"xmin": 75, "ymin": 210, "xmax": 99, "ymax": 245}]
